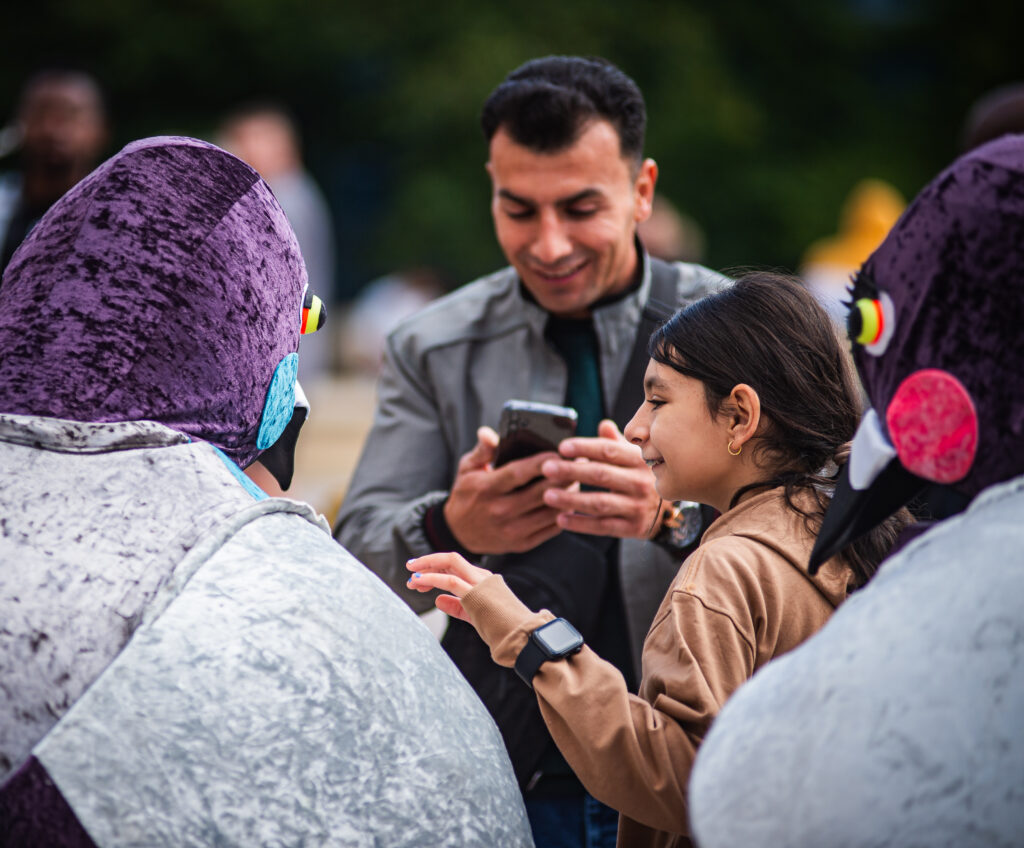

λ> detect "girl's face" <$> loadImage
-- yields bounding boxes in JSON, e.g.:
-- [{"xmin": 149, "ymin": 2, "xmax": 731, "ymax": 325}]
[{"xmin": 625, "ymin": 360, "xmax": 739, "ymax": 511}]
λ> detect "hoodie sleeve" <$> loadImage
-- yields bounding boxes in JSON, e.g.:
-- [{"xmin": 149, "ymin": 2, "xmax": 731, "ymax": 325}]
[{"xmin": 463, "ymin": 546, "xmax": 761, "ymax": 837}]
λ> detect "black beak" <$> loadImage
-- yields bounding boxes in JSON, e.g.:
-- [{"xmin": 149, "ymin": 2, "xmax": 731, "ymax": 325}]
[
  {"xmin": 257, "ymin": 404, "xmax": 306, "ymax": 490},
  {"xmin": 808, "ymin": 458, "xmax": 927, "ymax": 575}
]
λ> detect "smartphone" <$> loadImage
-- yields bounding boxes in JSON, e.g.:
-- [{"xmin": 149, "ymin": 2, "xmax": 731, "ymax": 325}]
[{"xmin": 493, "ymin": 400, "xmax": 578, "ymax": 467}]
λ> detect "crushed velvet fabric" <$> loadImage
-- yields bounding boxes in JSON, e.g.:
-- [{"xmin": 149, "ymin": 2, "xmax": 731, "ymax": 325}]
[
  {"xmin": 0, "ymin": 136, "xmax": 305, "ymax": 469},
  {"xmin": 854, "ymin": 133, "xmax": 1024, "ymax": 498}
]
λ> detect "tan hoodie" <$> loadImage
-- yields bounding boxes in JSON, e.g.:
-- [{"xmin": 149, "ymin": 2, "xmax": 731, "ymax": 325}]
[{"xmin": 462, "ymin": 486, "xmax": 853, "ymax": 848}]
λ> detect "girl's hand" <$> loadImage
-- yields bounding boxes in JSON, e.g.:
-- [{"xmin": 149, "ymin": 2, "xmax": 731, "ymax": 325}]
[{"xmin": 407, "ymin": 553, "xmax": 493, "ymax": 623}]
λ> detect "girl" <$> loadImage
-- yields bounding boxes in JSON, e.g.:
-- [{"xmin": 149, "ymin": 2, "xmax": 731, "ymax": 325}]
[{"xmin": 407, "ymin": 272, "xmax": 908, "ymax": 848}]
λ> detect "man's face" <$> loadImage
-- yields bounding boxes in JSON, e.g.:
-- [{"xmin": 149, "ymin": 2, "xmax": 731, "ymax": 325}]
[
  {"xmin": 487, "ymin": 120, "xmax": 657, "ymax": 318},
  {"xmin": 19, "ymin": 79, "xmax": 106, "ymax": 173}
]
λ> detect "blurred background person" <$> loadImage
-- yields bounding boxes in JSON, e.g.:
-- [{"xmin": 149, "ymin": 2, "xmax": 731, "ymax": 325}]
[
  {"xmin": 637, "ymin": 194, "xmax": 707, "ymax": 264},
  {"xmin": 960, "ymin": 81, "xmax": 1024, "ymax": 152},
  {"xmin": 0, "ymin": 68, "xmax": 108, "ymax": 276},
  {"xmin": 337, "ymin": 265, "xmax": 445, "ymax": 375},
  {"xmin": 217, "ymin": 103, "xmax": 337, "ymax": 386},
  {"xmin": 799, "ymin": 177, "xmax": 905, "ymax": 326}
]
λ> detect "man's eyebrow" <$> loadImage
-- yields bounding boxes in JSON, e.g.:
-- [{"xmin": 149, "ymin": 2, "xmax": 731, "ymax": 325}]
[
  {"xmin": 559, "ymin": 188, "xmax": 603, "ymax": 207},
  {"xmin": 496, "ymin": 187, "xmax": 605, "ymax": 207},
  {"xmin": 497, "ymin": 188, "xmax": 533, "ymax": 206}
]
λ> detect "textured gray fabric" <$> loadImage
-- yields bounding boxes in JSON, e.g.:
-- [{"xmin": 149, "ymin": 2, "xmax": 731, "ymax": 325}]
[
  {"xmin": 0, "ymin": 415, "xmax": 257, "ymax": 780},
  {"xmin": 2, "ymin": 413, "xmax": 531, "ymax": 845},
  {"xmin": 36, "ymin": 513, "xmax": 531, "ymax": 847},
  {"xmin": 336, "ymin": 253, "xmax": 731, "ymax": 669},
  {"xmin": 688, "ymin": 474, "xmax": 1024, "ymax": 848}
]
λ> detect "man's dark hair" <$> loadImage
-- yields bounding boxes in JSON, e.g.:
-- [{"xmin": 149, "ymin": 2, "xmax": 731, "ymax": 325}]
[{"xmin": 480, "ymin": 56, "xmax": 646, "ymax": 164}]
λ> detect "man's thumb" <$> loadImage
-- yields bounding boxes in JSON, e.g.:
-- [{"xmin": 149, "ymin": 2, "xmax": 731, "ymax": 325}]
[{"xmin": 462, "ymin": 425, "xmax": 499, "ymax": 469}]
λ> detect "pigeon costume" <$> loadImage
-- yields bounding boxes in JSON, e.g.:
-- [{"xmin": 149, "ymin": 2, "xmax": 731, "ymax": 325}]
[
  {"xmin": 687, "ymin": 135, "xmax": 1024, "ymax": 847},
  {"xmin": 0, "ymin": 137, "xmax": 531, "ymax": 847}
]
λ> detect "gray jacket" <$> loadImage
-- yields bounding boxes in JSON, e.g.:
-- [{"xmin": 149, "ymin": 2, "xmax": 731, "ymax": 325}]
[
  {"xmin": 0, "ymin": 413, "xmax": 532, "ymax": 846},
  {"xmin": 336, "ymin": 253, "xmax": 730, "ymax": 665}
]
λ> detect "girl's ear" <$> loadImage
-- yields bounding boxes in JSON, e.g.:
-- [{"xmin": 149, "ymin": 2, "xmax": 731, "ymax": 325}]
[{"xmin": 726, "ymin": 383, "xmax": 761, "ymax": 450}]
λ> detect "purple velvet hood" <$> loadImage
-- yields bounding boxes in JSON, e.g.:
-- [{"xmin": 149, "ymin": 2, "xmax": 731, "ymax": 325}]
[
  {"xmin": 0, "ymin": 136, "xmax": 306, "ymax": 468},
  {"xmin": 810, "ymin": 133, "xmax": 1024, "ymax": 571},
  {"xmin": 852, "ymin": 134, "xmax": 1024, "ymax": 496}
]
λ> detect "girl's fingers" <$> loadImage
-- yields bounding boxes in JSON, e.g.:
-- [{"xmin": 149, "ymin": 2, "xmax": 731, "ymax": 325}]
[
  {"xmin": 407, "ymin": 552, "xmax": 491, "ymax": 587},
  {"xmin": 435, "ymin": 594, "xmax": 471, "ymax": 623},
  {"xmin": 407, "ymin": 570, "xmax": 473, "ymax": 597}
]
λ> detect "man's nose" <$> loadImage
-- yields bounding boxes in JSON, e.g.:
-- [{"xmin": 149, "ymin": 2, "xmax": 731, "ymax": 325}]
[{"xmin": 530, "ymin": 210, "xmax": 573, "ymax": 265}]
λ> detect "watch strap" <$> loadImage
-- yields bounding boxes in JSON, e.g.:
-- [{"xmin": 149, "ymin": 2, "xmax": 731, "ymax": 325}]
[{"xmin": 514, "ymin": 636, "xmax": 550, "ymax": 688}]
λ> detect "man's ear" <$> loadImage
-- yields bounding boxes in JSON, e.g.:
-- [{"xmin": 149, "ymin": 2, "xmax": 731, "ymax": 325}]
[
  {"xmin": 634, "ymin": 158, "xmax": 658, "ymax": 222},
  {"xmin": 727, "ymin": 383, "xmax": 761, "ymax": 450}
]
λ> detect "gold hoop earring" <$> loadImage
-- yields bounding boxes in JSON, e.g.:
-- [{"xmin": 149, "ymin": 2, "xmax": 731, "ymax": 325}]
[{"xmin": 727, "ymin": 439, "xmax": 742, "ymax": 456}]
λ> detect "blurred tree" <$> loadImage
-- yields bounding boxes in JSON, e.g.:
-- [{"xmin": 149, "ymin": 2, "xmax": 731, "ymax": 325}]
[{"xmin": 2, "ymin": 0, "xmax": 1021, "ymax": 294}]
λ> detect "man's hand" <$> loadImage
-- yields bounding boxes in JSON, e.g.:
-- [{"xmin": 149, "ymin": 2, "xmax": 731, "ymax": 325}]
[
  {"xmin": 443, "ymin": 426, "xmax": 568, "ymax": 555},
  {"xmin": 540, "ymin": 419, "xmax": 662, "ymax": 539}
]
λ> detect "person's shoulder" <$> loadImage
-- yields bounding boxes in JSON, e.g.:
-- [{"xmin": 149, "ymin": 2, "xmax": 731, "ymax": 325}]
[
  {"xmin": 0, "ymin": 171, "xmax": 21, "ymax": 209},
  {"xmin": 386, "ymin": 265, "xmax": 524, "ymax": 355},
  {"xmin": 668, "ymin": 260, "xmax": 733, "ymax": 303},
  {"xmin": 679, "ymin": 533, "xmax": 777, "ymax": 596}
]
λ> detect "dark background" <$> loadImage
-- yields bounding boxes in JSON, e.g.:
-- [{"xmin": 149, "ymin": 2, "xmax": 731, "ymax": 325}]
[{"xmin": 2, "ymin": 0, "xmax": 1021, "ymax": 300}]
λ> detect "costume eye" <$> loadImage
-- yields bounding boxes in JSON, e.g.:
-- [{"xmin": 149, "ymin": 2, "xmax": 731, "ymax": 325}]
[
  {"xmin": 301, "ymin": 289, "xmax": 326, "ymax": 335},
  {"xmin": 845, "ymin": 271, "xmax": 895, "ymax": 356}
]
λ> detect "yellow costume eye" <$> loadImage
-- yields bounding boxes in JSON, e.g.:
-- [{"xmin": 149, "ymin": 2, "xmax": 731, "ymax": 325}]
[
  {"xmin": 301, "ymin": 291, "xmax": 326, "ymax": 335},
  {"xmin": 849, "ymin": 298, "xmax": 884, "ymax": 345},
  {"xmin": 847, "ymin": 292, "xmax": 895, "ymax": 356}
]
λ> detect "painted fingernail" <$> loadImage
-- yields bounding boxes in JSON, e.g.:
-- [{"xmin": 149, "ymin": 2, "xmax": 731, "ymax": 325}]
[{"xmin": 413, "ymin": 572, "xmax": 422, "ymax": 578}]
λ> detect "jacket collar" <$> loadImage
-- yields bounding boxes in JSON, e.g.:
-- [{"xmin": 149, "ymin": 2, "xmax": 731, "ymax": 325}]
[{"xmin": 0, "ymin": 413, "xmax": 189, "ymax": 454}]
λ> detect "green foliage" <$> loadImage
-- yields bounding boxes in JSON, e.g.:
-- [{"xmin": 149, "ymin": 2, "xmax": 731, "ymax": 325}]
[{"xmin": 2, "ymin": 0, "xmax": 1021, "ymax": 293}]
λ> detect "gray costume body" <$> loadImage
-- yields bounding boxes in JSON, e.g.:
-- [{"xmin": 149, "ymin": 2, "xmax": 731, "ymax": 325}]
[
  {"xmin": 335, "ymin": 252, "xmax": 730, "ymax": 667},
  {"xmin": 688, "ymin": 473, "xmax": 1024, "ymax": 848},
  {"xmin": 0, "ymin": 413, "xmax": 532, "ymax": 846}
]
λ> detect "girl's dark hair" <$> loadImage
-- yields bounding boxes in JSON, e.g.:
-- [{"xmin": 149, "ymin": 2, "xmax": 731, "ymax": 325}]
[{"xmin": 650, "ymin": 271, "xmax": 911, "ymax": 587}]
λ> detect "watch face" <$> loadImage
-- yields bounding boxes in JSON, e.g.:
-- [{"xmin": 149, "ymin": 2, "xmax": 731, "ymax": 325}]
[{"xmin": 536, "ymin": 619, "xmax": 584, "ymax": 655}]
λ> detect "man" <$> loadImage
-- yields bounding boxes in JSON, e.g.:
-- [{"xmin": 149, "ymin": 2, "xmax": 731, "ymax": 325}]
[
  {"xmin": 0, "ymin": 137, "xmax": 531, "ymax": 846},
  {"xmin": 687, "ymin": 135, "xmax": 1024, "ymax": 846},
  {"xmin": 0, "ymin": 69, "xmax": 108, "ymax": 275},
  {"xmin": 216, "ymin": 103, "xmax": 337, "ymax": 386},
  {"xmin": 335, "ymin": 55, "xmax": 728, "ymax": 845}
]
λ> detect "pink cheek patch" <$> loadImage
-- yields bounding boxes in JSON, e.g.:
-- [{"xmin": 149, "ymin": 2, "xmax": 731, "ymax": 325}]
[{"xmin": 885, "ymin": 369, "xmax": 978, "ymax": 484}]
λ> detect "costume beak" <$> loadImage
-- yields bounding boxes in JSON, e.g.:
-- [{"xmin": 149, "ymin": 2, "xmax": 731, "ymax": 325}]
[
  {"xmin": 257, "ymin": 381, "xmax": 310, "ymax": 490},
  {"xmin": 808, "ymin": 458, "xmax": 926, "ymax": 574},
  {"xmin": 808, "ymin": 407, "xmax": 927, "ymax": 574}
]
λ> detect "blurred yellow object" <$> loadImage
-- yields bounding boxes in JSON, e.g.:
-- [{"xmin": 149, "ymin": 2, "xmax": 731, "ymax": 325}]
[
  {"xmin": 801, "ymin": 179, "xmax": 905, "ymax": 327},
  {"xmin": 803, "ymin": 178, "xmax": 906, "ymax": 270}
]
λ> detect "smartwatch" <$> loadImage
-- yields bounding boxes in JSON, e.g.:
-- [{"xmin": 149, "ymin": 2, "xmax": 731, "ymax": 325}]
[{"xmin": 514, "ymin": 618, "xmax": 584, "ymax": 688}]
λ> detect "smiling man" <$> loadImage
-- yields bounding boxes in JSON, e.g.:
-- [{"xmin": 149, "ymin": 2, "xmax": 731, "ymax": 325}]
[{"xmin": 335, "ymin": 56, "xmax": 728, "ymax": 848}]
